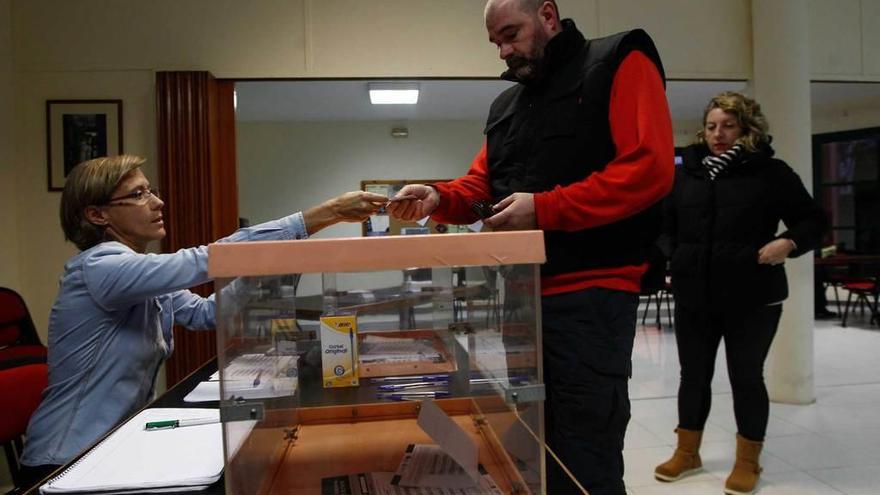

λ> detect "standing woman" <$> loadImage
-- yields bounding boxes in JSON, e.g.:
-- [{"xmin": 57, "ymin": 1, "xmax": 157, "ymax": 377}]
[
  {"xmin": 19, "ymin": 155, "xmax": 386, "ymax": 484},
  {"xmin": 654, "ymin": 92, "xmax": 825, "ymax": 495}
]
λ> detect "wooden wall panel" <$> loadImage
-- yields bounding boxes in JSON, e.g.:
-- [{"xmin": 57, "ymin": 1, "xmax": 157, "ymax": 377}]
[{"xmin": 156, "ymin": 72, "xmax": 238, "ymax": 387}]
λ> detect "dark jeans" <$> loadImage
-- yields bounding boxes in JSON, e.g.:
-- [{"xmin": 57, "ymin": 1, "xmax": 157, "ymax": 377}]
[
  {"xmin": 675, "ymin": 304, "xmax": 782, "ymax": 441},
  {"xmin": 542, "ymin": 287, "xmax": 638, "ymax": 495}
]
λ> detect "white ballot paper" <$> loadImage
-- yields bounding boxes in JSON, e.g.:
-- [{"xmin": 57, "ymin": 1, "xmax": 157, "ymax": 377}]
[
  {"xmin": 385, "ymin": 400, "xmax": 502, "ymax": 492},
  {"xmin": 390, "ymin": 445, "xmax": 502, "ymax": 494},
  {"xmin": 322, "ymin": 401, "xmax": 502, "ymax": 494},
  {"xmin": 323, "ymin": 471, "xmax": 500, "ymax": 495},
  {"xmin": 185, "ymin": 354, "xmax": 297, "ymax": 402},
  {"xmin": 416, "ymin": 400, "xmax": 481, "ymax": 484}
]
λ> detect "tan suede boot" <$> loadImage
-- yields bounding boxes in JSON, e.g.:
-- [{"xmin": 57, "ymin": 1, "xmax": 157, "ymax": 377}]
[
  {"xmin": 654, "ymin": 428, "xmax": 703, "ymax": 482},
  {"xmin": 724, "ymin": 434, "xmax": 764, "ymax": 495}
]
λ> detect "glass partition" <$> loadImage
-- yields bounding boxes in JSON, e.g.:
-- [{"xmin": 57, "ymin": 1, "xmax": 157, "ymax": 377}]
[{"xmin": 211, "ymin": 232, "xmax": 550, "ymax": 494}]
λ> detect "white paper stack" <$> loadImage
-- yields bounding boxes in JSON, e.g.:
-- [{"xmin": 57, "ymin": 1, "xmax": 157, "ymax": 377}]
[{"xmin": 40, "ymin": 408, "xmax": 224, "ymax": 494}]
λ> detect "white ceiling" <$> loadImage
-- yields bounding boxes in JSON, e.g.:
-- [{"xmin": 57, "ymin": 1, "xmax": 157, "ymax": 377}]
[{"xmin": 234, "ymin": 79, "xmax": 880, "ymax": 124}]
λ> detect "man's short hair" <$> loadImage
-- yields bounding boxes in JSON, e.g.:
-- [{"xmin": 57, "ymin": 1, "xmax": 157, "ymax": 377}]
[
  {"xmin": 517, "ymin": 0, "xmax": 559, "ymax": 16},
  {"xmin": 486, "ymin": 0, "xmax": 560, "ymax": 18},
  {"xmin": 60, "ymin": 155, "xmax": 145, "ymax": 251}
]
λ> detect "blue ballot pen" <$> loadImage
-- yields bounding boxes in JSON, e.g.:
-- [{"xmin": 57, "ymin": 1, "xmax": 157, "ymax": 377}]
[
  {"xmin": 470, "ymin": 376, "xmax": 529, "ymax": 385},
  {"xmin": 144, "ymin": 417, "xmax": 219, "ymax": 431},
  {"xmin": 378, "ymin": 391, "xmax": 450, "ymax": 401},
  {"xmin": 349, "ymin": 328, "xmax": 356, "ymax": 376},
  {"xmin": 370, "ymin": 374, "xmax": 450, "ymax": 383},
  {"xmin": 376, "ymin": 381, "xmax": 450, "ymax": 391}
]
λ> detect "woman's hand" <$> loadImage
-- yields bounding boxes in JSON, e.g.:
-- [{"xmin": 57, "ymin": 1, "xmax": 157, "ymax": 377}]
[
  {"xmin": 757, "ymin": 238, "xmax": 796, "ymax": 265},
  {"xmin": 304, "ymin": 191, "xmax": 387, "ymax": 235}
]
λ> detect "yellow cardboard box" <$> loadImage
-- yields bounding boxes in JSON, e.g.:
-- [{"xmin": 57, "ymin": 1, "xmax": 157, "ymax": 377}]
[{"xmin": 320, "ymin": 314, "xmax": 359, "ymax": 388}]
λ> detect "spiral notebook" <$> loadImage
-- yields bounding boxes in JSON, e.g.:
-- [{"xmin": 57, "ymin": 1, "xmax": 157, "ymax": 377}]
[{"xmin": 40, "ymin": 408, "xmax": 224, "ymax": 494}]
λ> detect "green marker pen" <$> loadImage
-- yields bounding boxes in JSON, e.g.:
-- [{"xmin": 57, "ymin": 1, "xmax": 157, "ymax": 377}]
[{"xmin": 144, "ymin": 417, "xmax": 219, "ymax": 430}]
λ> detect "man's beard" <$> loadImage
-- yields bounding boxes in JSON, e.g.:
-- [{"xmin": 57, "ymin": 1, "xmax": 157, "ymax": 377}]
[
  {"xmin": 506, "ymin": 29, "xmax": 549, "ymax": 82},
  {"xmin": 506, "ymin": 55, "xmax": 544, "ymax": 81}
]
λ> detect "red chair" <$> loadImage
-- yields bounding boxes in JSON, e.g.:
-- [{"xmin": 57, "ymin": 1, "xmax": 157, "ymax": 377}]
[
  {"xmin": 0, "ymin": 361, "xmax": 48, "ymax": 489},
  {"xmin": 841, "ymin": 278, "xmax": 879, "ymax": 327},
  {"xmin": 0, "ymin": 287, "xmax": 47, "ymax": 362}
]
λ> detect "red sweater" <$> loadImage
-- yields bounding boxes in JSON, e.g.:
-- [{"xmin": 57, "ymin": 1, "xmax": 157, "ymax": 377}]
[{"xmin": 432, "ymin": 51, "xmax": 674, "ymax": 296}]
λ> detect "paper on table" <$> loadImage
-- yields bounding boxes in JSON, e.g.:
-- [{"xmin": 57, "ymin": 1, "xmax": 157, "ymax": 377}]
[
  {"xmin": 40, "ymin": 408, "xmax": 223, "ymax": 494},
  {"xmin": 190, "ymin": 354, "xmax": 297, "ymax": 402},
  {"xmin": 184, "ymin": 377, "xmax": 296, "ymax": 402},
  {"xmin": 212, "ymin": 354, "xmax": 293, "ymax": 382}
]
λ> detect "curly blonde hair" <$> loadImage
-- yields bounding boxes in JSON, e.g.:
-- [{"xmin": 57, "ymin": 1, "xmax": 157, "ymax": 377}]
[{"xmin": 695, "ymin": 91, "xmax": 770, "ymax": 152}]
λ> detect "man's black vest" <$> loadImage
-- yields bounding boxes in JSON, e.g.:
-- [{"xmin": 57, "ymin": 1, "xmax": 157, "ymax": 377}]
[{"xmin": 485, "ymin": 21, "xmax": 666, "ymax": 276}]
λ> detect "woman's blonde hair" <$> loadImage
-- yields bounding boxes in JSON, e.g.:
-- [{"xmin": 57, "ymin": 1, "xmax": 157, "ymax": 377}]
[
  {"xmin": 696, "ymin": 91, "xmax": 770, "ymax": 152},
  {"xmin": 60, "ymin": 155, "xmax": 146, "ymax": 251}
]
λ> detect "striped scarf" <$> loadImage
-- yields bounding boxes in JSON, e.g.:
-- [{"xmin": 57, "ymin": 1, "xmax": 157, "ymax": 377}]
[{"xmin": 702, "ymin": 143, "xmax": 744, "ymax": 180}]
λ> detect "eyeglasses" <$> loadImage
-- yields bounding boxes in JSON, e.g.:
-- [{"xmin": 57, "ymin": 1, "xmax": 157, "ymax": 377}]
[{"xmin": 104, "ymin": 186, "xmax": 161, "ymax": 206}]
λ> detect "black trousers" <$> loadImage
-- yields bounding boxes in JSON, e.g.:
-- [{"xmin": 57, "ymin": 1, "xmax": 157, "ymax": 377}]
[
  {"xmin": 542, "ymin": 287, "xmax": 637, "ymax": 495},
  {"xmin": 675, "ymin": 303, "xmax": 782, "ymax": 441}
]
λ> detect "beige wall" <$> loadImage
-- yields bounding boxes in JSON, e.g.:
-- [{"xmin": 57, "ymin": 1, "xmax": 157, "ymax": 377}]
[
  {"xmin": 813, "ymin": 106, "xmax": 880, "ymax": 134},
  {"xmin": 237, "ymin": 120, "xmax": 484, "ymax": 228},
  {"xmin": 13, "ymin": 70, "xmax": 156, "ymax": 338},
  {"xmin": 809, "ymin": 0, "xmax": 880, "ymax": 79},
  {"xmin": 0, "ymin": 4, "xmax": 15, "ymax": 491},
  {"xmin": 1, "ymin": 1, "xmax": 15, "ymax": 490},
  {"xmin": 7, "ymin": 0, "xmax": 758, "ymax": 79},
  {"xmin": 0, "ymin": 0, "xmax": 18, "ymax": 294},
  {"xmin": 6, "ymin": 0, "xmax": 880, "ymax": 341}
]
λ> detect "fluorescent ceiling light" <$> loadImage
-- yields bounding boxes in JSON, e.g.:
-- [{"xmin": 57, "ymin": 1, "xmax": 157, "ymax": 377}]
[{"xmin": 369, "ymin": 83, "xmax": 419, "ymax": 105}]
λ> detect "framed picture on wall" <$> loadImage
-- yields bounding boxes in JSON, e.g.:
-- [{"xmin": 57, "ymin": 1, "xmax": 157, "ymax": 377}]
[{"xmin": 46, "ymin": 99, "xmax": 123, "ymax": 191}]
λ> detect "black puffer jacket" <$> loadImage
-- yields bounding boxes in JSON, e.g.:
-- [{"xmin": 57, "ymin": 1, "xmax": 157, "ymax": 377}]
[{"xmin": 660, "ymin": 143, "xmax": 826, "ymax": 310}]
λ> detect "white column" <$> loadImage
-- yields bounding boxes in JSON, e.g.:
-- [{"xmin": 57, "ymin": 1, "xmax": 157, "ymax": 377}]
[{"xmin": 752, "ymin": 0, "xmax": 815, "ymax": 404}]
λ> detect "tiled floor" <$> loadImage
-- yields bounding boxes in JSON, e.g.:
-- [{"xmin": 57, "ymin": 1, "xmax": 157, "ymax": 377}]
[{"xmin": 625, "ymin": 309, "xmax": 880, "ymax": 495}]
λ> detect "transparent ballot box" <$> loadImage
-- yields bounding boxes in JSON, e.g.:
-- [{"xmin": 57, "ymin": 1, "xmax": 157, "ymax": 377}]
[{"xmin": 209, "ymin": 231, "xmax": 550, "ymax": 494}]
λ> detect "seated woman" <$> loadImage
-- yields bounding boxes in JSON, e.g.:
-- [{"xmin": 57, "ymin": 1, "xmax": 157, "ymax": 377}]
[{"xmin": 19, "ymin": 155, "xmax": 387, "ymax": 482}]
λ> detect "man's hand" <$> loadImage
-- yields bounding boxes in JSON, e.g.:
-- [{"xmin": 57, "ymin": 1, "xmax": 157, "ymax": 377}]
[
  {"xmin": 386, "ymin": 184, "xmax": 440, "ymax": 221},
  {"xmin": 758, "ymin": 238, "xmax": 796, "ymax": 265},
  {"xmin": 483, "ymin": 192, "xmax": 537, "ymax": 231}
]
